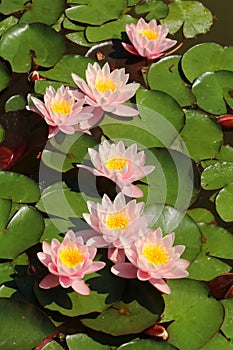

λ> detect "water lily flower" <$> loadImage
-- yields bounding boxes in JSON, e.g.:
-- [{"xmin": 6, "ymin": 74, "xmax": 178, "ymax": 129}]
[
  {"xmin": 26, "ymin": 85, "xmax": 95, "ymax": 138},
  {"xmin": 82, "ymin": 192, "xmax": 153, "ymax": 263},
  {"xmin": 122, "ymin": 18, "xmax": 177, "ymax": 60},
  {"xmin": 37, "ymin": 230, "xmax": 106, "ymax": 295},
  {"xmin": 71, "ymin": 62, "xmax": 140, "ymax": 118},
  {"xmin": 111, "ymin": 228, "xmax": 190, "ymax": 294},
  {"xmin": 77, "ymin": 140, "xmax": 155, "ymax": 198}
]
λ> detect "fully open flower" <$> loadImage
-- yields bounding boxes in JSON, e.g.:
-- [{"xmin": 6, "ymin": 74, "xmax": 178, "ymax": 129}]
[
  {"xmin": 71, "ymin": 62, "xmax": 140, "ymax": 118},
  {"xmin": 37, "ymin": 230, "xmax": 105, "ymax": 295},
  {"xmin": 122, "ymin": 18, "xmax": 177, "ymax": 60},
  {"xmin": 82, "ymin": 192, "xmax": 153, "ymax": 263},
  {"xmin": 111, "ymin": 228, "xmax": 189, "ymax": 294},
  {"xmin": 26, "ymin": 85, "xmax": 95, "ymax": 138},
  {"xmin": 77, "ymin": 140, "xmax": 155, "ymax": 198}
]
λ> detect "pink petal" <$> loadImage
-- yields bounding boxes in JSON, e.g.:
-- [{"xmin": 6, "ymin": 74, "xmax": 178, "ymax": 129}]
[
  {"xmin": 104, "ymin": 103, "xmax": 139, "ymax": 117},
  {"xmin": 108, "ymin": 247, "xmax": 125, "ymax": 263},
  {"xmin": 121, "ymin": 184, "xmax": 144, "ymax": 198},
  {"xmin": 149, "ymin": 278, "xmax": 171, "ymax": 294},
  {"xmin": 122, "ymin": 42, "xmax": 140, "ymax": 56},
  {"xmin": 39, "ymin": 274, "xmax": 60, "ymax": 289},
  {"xmin": 111, "ymin": 263, "xmax": 137, "ymax": 278},
  {"xmin": 83, "ymin": 261, "xmax": 106, "ymax": 274},
  {"xmin": 72, "ymin": 279, "xmax": 90, "ymax": 295}
]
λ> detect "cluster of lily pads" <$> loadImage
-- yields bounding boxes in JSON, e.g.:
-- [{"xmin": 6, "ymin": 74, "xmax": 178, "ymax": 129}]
[{"xmin": 0, "ymin": 1, "xmax": 233, "ymax": 350}]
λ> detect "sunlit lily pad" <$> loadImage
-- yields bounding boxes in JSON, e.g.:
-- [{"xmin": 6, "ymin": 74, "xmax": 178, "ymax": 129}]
[
  {"xmin": 66, "ymin": 334, "xmax": 110, "ymax": 350},
  {"xmin": 201, "ymin": 162, "xmax": 233, "ymax": 190},
  {"xmin": 163, "ymin": 279, "xmax": 224, "ymax": 350},
  {"xmin": 182, "ymin": 43, "xmax": 233, "ymax": 83},
  {"xmin": 192, "ymin": 70, "xmax": 233, "ymax": 114},
  {"xmin": 135, "ymin": 0, "xmax": 168, "ymax": 20},
  {"xmin": 5, "ymin": 95, "xmax": 26, "ymax": 112},
  {"xmin": 187, "ymin": 208, "xmax": 215, "ymax": 224},
  {"xmin": 148, "ymin": 56, "xmax": 195, "ymax": 107},
  {"xmin": 65, "ymin": 0, "xmax": 127, "ymax": 25},
  {"xmin": 0, "ymin": 0, "xmax": 26, "ymax": 14},
  {"xmin": 66, "ymin": 31, "xmax": 94, "ymax": 47},
  {"xmin": 199, "ymin": 333, "xmax": 233, "ymax": 349},
  {"xmin": 0, "ymin": 124, "xmax": 4, "ymax": 143},
  {"xmin": 42, "ymin": 341, "xmax": 63, "ymax": 350},
  {"xmin": 118, "ymin": 339, "xmax": 177, "ymax": 349},
  {"xmin": 221, "ymin": 298, "xmax": 233, "ymax": 339},
  {"xmin": 162, "ymin": 0, "xmax": 213, "ymax": 38},
  {"xmin": 216, "ymin": 183, "xmax": 233, "ymax": 222},
  {"xmin": 0, "ymin": 23, "xmax": 65, "ymax": 73},
  {"xmin": 0, "ymin": 61, "xmax": 11, "ymax": 92}
]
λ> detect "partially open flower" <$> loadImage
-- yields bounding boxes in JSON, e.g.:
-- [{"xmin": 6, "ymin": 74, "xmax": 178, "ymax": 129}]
[
  {"xmin": 82, "ymin": 192, "xmax": 153, "ymax": 263},
  {"xmin": 26, "ymin": 85, "xmax": 94, "ymax": 138},
  {"xmin": 37, "ymin": 230, "xmax": 105, "ymax": 295},
  {"xmin": 111, "ymin": 227, "xmax": 189, "ymax": 294},
  {"xmin": 77, "ymin": 140, "xmax": 155, "ymax": 198},
  {"xmin": 72, "ymin": 62, "xmax": 140, "ymax": 118},
  {"xmin": 122, "ymin": 18, "xmax": 177, "ymax": 60}
]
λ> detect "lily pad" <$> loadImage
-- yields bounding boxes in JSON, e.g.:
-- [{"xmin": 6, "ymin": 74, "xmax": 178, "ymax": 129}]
[
  {"xmin": 201, "ymin": 162, "xmax": 233, "ymax": 190},
  {"xmin": 5, "ymin": 95, "xmax": 26, "ymax": 112},
  {"xmin": 40, "ymin": 218, "xmax": 76, "ymax": 243},
  {"xmin": 174, "ymin": 109, "xmax": 222, "ymax": 162},
  {"xmin": 161, "ymin": 0, "xmax": 213, "ymax": 38},
  {"xmin": 0, "ymin": 0, "xmax": 26, "ymax": 14},
  {"xmin": 182, "ymin": 43, "xmax": 233, "ymax": 83},
  {"xmin": 218, "ymin": 145, "xmax": 233, "ymax": 162},
  {"xmin": 81, "ymin": 279, "xmax": 164, "ymax": 336},
  {"xmin": 42, "ymin": 342, "xmax": 63, "ymax": 350},
  {"xmin": 216, "ymin": 183, "xmax": 233, "ymax": 222},
  {"xmin": 118, "ymin": 339, "xmax": 177, "ymax": 349},
  {"xmin": 135, "ymin": 0, "xmax": 168, "ymax": 20},
  {"xmin": 0, "ymin": 23, "xmax": 65, "ymax": 73},
  {"xmin": 187, "ymin": 208, "xmax": 215, "ymax": 224},
  {"xmin": 0, "ymin": 124, "xmax": 4, "ymax": 143},
  {"xmin": 35, "ymin": 80, "xmax": 64, "ymax": 95},
  {"xmin": 221, "ymin": 298, "xmax": 233, "ymax": 339},
  {"xmin": 0, "ymin": 61, "xmax": 11, "ymax": 92},
  {"xmin": 66, "ymin": 333, "xmax": 110, "ymax": 350},
  {"xmin": 0, "ymin": 298, "xmax": 56, "ymax": 350},
  {"xmin": 192, "ymin": 70, "xmax": 233, "ymax": 115},
  {"xmin": 0, "ymin": 16, "xmax": 18, "ymax": 36},
  {"xmin": 199, "ymin": 333, "xmax": 233, "ymax": 349},
  {"xmin": 66, "ymin": 31, "xmax": 94, "ymax": 47},
  {"xmin": 163, "ymin": 279, "xmax": 224, "ymax": 350},
  {"xmin": 148, "ymin": 56, "xmax": 195, "ymax": 107},
  {"xmin": 65, "ymin": 0, "xmax": 127, "ymax": 25}
]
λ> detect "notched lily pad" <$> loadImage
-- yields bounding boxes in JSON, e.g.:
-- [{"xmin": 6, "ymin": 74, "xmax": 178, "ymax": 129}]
[
  {"xmin": 0, "ymin": 61, "xmax": 11, "ymax": 92},
  {"xmin": 216, "ymin": 183, "xmax": 233, "ymax": 222},
  {"xmin": 0, "ymin": 23, "xmax": 65, "ymax": 73},
  {"xmin": 201, "ymin": 162, "xmax": 233, "ymax": 190},
  {"xmin": 135, "ymin": 0, "xmax": 168, "ymax": 20}
]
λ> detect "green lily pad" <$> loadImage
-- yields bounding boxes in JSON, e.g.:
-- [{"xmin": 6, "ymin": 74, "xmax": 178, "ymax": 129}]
[
  {"xmin": 192, "ymin": 70, "xmax": 233, "ymax": 115},
  {"xmin": 118, "ymin": 339, "xmax": 177, "ymax": 349},
  {"xmin": 0, "ymin": 124, "xmax": 4, "ymax": 142},
  {"xmin": 35, "ymin": 262, "xmax": 125, "ymax": 317},
  {"xmin": 198, "ymin": 223, "xmax": 233, "ymax": 259},
  {"xmin": 151, "ymin": 205, "xmax": 201, "ymax": 263},
  {"xmin": 0, "ymin": 61, "xmax": 11, "ymax": 92},
  {"xmin": 0, "ymin": 199, "xmax": 11, "ymax": 230},
  {"xmin": 148, "ymin": 56, "xmax": 195, "ymax": 107},
  {"xmin": 66, "ymin": 31, "xmax": 94, "ymax": 47},
  {"xmin": 173, "ymin": 109, "xmax": 222, "ymax": 162},
  {"xmin": 0, "ymin": 205, "xmax": 44, "ymax": 259},
  {"xmin": 0, "ymin": 16, "xmax": 18, "ymax": 36},
  {"xmin": 187, "ymin": 208, "xmax": 215, "ymax": 224},
  {"xmin": 66, "ymin": 334, "xmax": 110, "ymax": 350},
  {"xmin": 40, "ymin": 218, "xmax": 76, "ymax": 243},
  {"xmin": 35, "ymin": 80, "xmax": 63, "ymax": 95},
  {"xmin": 161, "ymin": 0, "xmax": 213, "ymax": 38},
  {"xmin": 0, "ymin": 298, "xmax": 56, "ymax": 350},
  {"xmin": 0, "ymin": 261, "xmax": 14, "ymax": 285},
  {"xmin": 201, "ymin": 162, "xmax": 233, "ymax": 190},
  {"xmin": 38, "ymin": 55, "xmax": 95, "ymax": 85},
  {"xmin": 0, "ymin": 0, "xmax": 26, "ymax": 14},
  {"xmin": 216, "ymin": 183, "xmax": 233, "ymax": 222},
  {"xmin": 163, "ymin": 279, "xmax": 224, "ymax": 350},
  {"xmin": 135, "ymin": 0, "xmax": 168, "ymax": 20},
  {"xmin": 218, "ymin": 145, "xmax": 233, "ymax": 162},
  {"xmin": 221, "ymin": 298, "xmax": 233, "ymax": 339},
  {"xmin": 5, "ymin": 95, "xmax": 26, "ymax": 112},
  {"xmin": 0, "ymin": 23, "xmax": 65, "ymax": 73},
  {"xmin": 86, "ymin": 15, "xmax": 137, "ymax": 42},
  {"xmin": 19, "ymin": 0, "xmax": 66, "ymax": 25},
  {"xmin": 199, "ymin": 333, "xmax": 233, "ymax": 349},
  {"xmin": 63, "ymin": 18, "xmax": 85, "ymax": 30},
  {"xmin": 182, "ymin": 43, "xmax": 233, "ymax": 83},
  {"xmin": 65, "ymin": 0, "xmax": 127, "ymax": 25},
  {"xmin": 42, "ymin": 342, "xmax": 64, "ymax": 350},
  {"xmin": 0, "ymin": 171, "xmax": 40, "ymax": 203},
  {"xmin": 81, "ymin": 279, "xmax": 164, "ymax": 336}
]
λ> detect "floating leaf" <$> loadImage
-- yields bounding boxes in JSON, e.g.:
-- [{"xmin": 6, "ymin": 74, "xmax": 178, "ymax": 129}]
[
  {"xmin": 218, "ymin": 145, "xmax": 233, "ymax": 162},
  {"xmin": 66, "ymin": 31, "xmax": 94, "ymax": 47},
  {"xmin": 0, "ymin": 0, "xmax": 26, "ymax": 14},
  {"xmin": 161, "ymin": 0, "xmax": 213, "ymax": 38},
  {"xmin": 40, "ymin": 218, "xmax": 76, "ymax": 243},
  {"xmin": 0, "ymin": 23, "xmax": 65, "ymax": 73},
  {"xmin": 201, "ymin": 162, "xmax": 233, "ymax": 190},
  {"xmin": 86, "ymin": 15, "xmax": 137, "ymax": 42},
  {"xmin": 66, "ymin": 0, "xmax": 127, "ymax": 25},
  {"xmin": 118, "ymin": 339, "xmax": 177, "ymax": 349},
  {"xmin": 0, "ymin": 171, "xmax": 40, "ymax": 203},
  {"xmin": 135, "ymin": 0, "xmax": 168, "ymax": 20},
  {"xmin": 0, "ymin": 124, "xmax": 4, "ymax": 143},
  {"xmin": 182, "ymin": 43, "xmax": 233, "ymax": 83},
  {"xmin": 0, "ymin": 298, "xmax": 56, "ymax": 350},
  {"xmin": 5, "ymin": 95, "xmax": 26, "ymax": 112},
  {"xmin": 81, "ymin": 279, "xmax": 164, "ymax": 336},
  {"xmin": 148, "ymin": 56, "xmax": 195, "ymax": 107},
  {"xmin": 163, "ymin": 279, "xmax": 224, "ymax": 350},
  {"xmin": 173, "ymin": 109, "xmax": 222, "ymax": 162},
  {"xmin": 192, "ymin": 71, "xmax": 233, "ymax": 115},
  {"xmin": 0, "ymin": 16, "xmax": 18, "ymax": 36},
  {"xmin": 216, "ymin": 183, "xmax": 233, "ymax": 222},
  {"xmin": 187, "ymin": 208, "xmax": 215, "ymax": 224},
  {"xmin": 221, "ymin": 298, "xmax": 233, "ymax": 339},
  {"xmin": 42, "ymin": 341, "xmax": 63, "ymax": 350},
  {"xmin": 35, "ymin": 80, "xmax": 63, "ymax": 95},
  {"xmin": 66, "ymin": 333, "xmax": 110, "ymax": 350},
  {"xmin": 0, "ymin": 61, "xmax": 11, "ymax": 92},
  {"xmin": 199, "ymin": 333, "xmax": 233, "ymax": 349}
]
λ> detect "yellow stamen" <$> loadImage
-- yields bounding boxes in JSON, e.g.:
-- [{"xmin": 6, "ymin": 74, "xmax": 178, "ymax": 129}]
[
  {"xmin": 142, "ymin": 243, "xmax": 169, "ymax": 266},
  {"xmin": 141, "ymin": 29, "xmax": 158, "ymax": 41},
  {"xmin": 52, "ymin": 99, "xmax": 72, "ymax": 116},
  {"xmin": 59, "ymin": 246, "xmax": 84, "ymax": 268},
  {"xmin": 95, "ymin": 78, "xmax": 117, "ymax": 93},
  {"xmin": 106, "ymin": 211, "xmax": 130, "ymax": 229},
  {"xmin": 105, "ymin": 157, "xmax": 128, "ymax": 171}
]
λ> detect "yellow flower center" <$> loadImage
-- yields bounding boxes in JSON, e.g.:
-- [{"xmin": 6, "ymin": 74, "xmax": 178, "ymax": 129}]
[
  {"xmin": 95, "ymin": 78, "xmax": 117, "ymax": 93},
  {"xmin": 52, "ymin": 99, "xmax": 72, "ymax": 116},
  {"xmin": 105, "ymin": 157, "xmax": 128, "ymax": 171},
  {"xmin": 142, "ymin": 243, "xmax": 169, "ymax": 266},
  {"xmin": 106, "ymin": 211, "xmax": 130, "ymax": 229},
  {"xmin": 141, "ymin": 29, "xmax": 158, "ymax": 41},
  {"xmin": 58, "ymin": 246, "xmax": 84, "ymax": 268}
]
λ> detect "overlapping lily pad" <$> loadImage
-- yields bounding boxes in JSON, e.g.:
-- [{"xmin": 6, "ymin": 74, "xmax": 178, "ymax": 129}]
[
  {"xmin": 0, "ymin": 61, "xmax": 11, "ymax": 92},
  {"xmin": 216, "ymin": 183, "xmax": 233, "ymax": 222},
  {"xmin": 117, "ymin": 340, "xmax": 177, "ymax": 349},
  {"xmin": 135, "ymin": 0, "xmax": 168, "ymax": 20},
  {"xmin": 201, "ymin": 162, "xmax": 233, "ymax": 190},
  {"xmin": 66, "ymin": 334, "xmax": 110, "ymax": 350}
]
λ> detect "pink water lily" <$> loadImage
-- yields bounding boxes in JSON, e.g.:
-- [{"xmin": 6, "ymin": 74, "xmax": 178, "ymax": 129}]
[
  {"xmin": 26, "ymin": 85, "xmax": 96, "ymax": 138},
  {"xmin": 111, "ymin": 227, "xmax": 190, "ymax": 294},
  {"xmin": 77, "ymin": 140, "xmax": 155, "ymax": 198},
  {"xmin": 71, "ymin": 62, "xmax": 140, "ymax": 118},
  {"xmin": 82, "ymin": 192, "xmax": 153, "ymax": 263},
  {"xmin": 37, "ymin": 230, "xmax": 105, "ymax": 295},
  {"xmin": 122, "ymin": 18, "xmax": 177, "ymax": 60}
]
